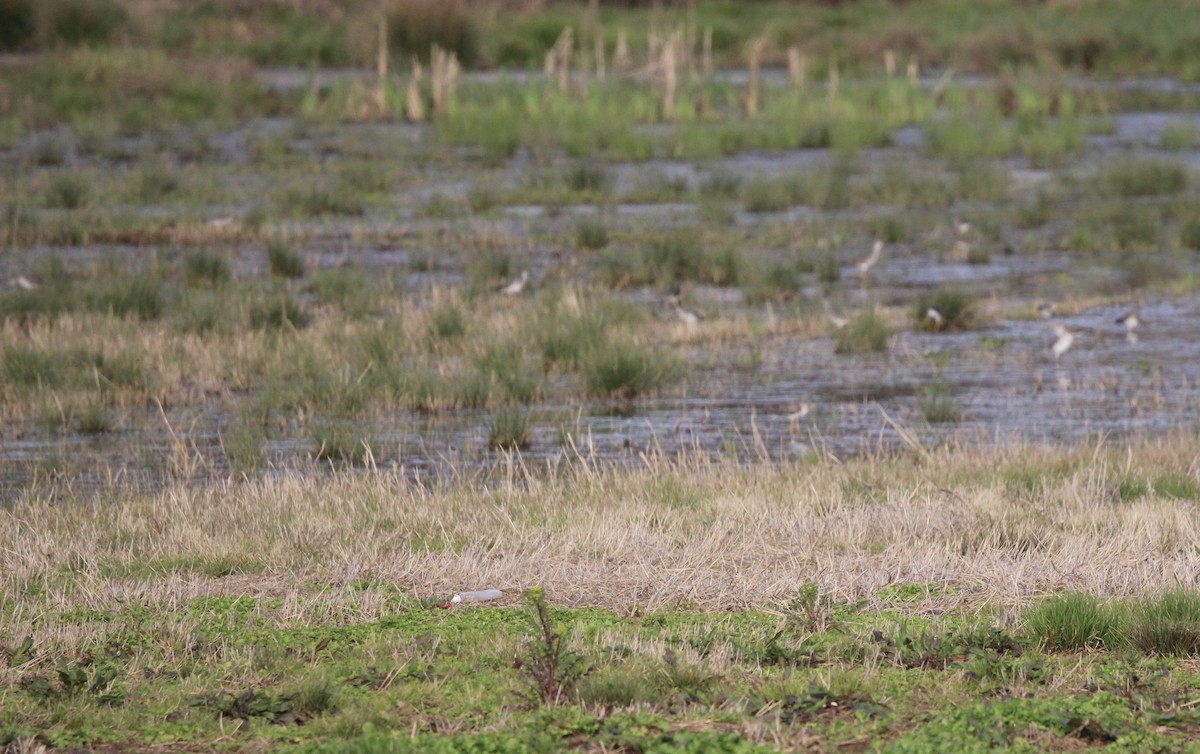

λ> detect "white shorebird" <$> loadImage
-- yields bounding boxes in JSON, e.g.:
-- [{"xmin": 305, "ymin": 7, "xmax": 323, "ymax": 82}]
[
  {"xmin": 1051, "ymin": 325, "xmax": 1074, "ymax": 360},
  {"xmin": 673, "ymin": 302, "xmax": 701, "ymax": 326},
  {"xmin": 856, "ymin": 240, "xmax": 883, "ymax": 286},
  {"xmin": 499, "ymin": 270, "xmax": 530, "ymax": 296},
  {"xmin": 13, "ymin": 275, "xmax": 37, "ymax": 290},
  {"xmin": 822, "ymin": 298, "xmax": 848, "ymax": 330},
  {"xmin": 1116, "ymin": 310, "xmax": 1140, "ymax": 344},
  {"xmin": 924, "ymin": 306, "xmax": 946, "ymax": 331}
]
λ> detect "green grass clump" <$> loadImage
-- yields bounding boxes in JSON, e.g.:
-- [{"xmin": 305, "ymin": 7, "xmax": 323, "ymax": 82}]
[
  {"xmin": 1118, "ymin": 472, "xmax": 1200, "ymax": 502},
  {"xmin": 283, "ymin": 185, "xmax": 366, "ymax": 217},
  {"xmin": 267, "ymin": 241, "xmax": 307, "ymax": 279},
  {"xmin": 918, "ymin": 383, "xmax": 962, "ymax": 424},
  {"xmin": 1160, "ymin": 122, "xmax": 1200, "ymax": 150},
  {"xmin": 184, "ymin": 249, "xmax": 231, "ymax": 288},
  {"xmin": 131, "ymin": 161, "xmax": 182, "ymax": 202},
  {"xmin": 834, "ymin": 309, "xmax": 889, "ymax": 354},
  {"xmin": 564, "ymin": 161, "xmax": 611, "ymax": 195},
  {"xmin": 1179, "ymin": 215, "xmax": 1200, "ymax": 251},
  {"xmin": 88, "ymin": 275, "xmax": 165, "ymax": 321},
  {"xmin": 312, "ymin": 423, "xmax": 374, "ymax": 465},
  {"xmin": 641, "ymin": 229, "xmax": 741, "ymax": 287},
  {"xmin": 43, "ymin": 173, "xmax": 89, "ymax": 209},
  {"xmin": 1023, "ymin": 592, "xmax": 1121, "ymax": 652},
  {"xmin": 1099, "ymin": 158, "xmax": 1188, "ymax": 197},
  {"xmin": 1106, "ymin": 204, "xmax": 1162, "ymax": 251},
  {"xmin": 250, "ymin": 295, "xmax": 312, "ymax": 331},
  {"xmin": 699, "ymin": 170, "xmax": 741, "ymax": 199},
  {"xmin": 1126, "ymin": 591, "xmax": 1200, "ymax": 656},
  {"xmin": 575, "ymin": 217, "xmax": 610, "ymax": 250},
  {"xmin": 582, "ymin": 340, "xmax": 679, "ymax": 400},
  {"xmin": 488, "ymin": 408, "xmax": 532, "ymax": 451},
  {"xmin": 310, "ymin": 267, "xmax": 378, "ymax": 319},
  {"xmin": 742, "ymin": 176, "xmax": 804, "ymax": 213},
  {"xmin": 1, "ymin": 346, "xmax": 143, "ymax": 394},
  {"xmin": 913, "ymin": 288, "xmax": 978, "ymax": 333},
  {"xmin": 925, "ymin": 114, "xmax": 1013, "ymax": 164},
  {"xmin": 39, "ymin": 0, "xmax": 127, "ymax": 47},
  {"xmin": 427, "ymin": 302, "xmax": 467, "ymax": 342}
]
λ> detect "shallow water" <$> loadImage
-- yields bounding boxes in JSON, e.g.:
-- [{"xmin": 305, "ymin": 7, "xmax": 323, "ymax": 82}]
[{"xmin": 4, "ymin": 73, "xmax": 1200, "ymax": 496}]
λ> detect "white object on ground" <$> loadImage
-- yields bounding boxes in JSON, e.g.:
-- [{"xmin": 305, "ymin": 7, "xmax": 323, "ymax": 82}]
[{"xmin": 450, "ymin": 589, "xmax": 503, "ymax": 604}]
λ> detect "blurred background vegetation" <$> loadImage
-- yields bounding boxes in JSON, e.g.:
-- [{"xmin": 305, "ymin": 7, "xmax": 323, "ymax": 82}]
[{"xmin": 0, "ymin": 0, "xmax": 1198, "ymax": 79}]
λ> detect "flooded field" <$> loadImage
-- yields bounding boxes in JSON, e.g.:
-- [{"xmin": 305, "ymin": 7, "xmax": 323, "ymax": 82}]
[{"xmin": 3, "ymin": 72, "xmax": 1200, "ymax": 498}]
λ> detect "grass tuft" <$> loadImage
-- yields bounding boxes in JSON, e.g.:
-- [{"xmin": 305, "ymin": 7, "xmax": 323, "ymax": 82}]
[
  {"xmin": 582, "ymin": 340, "xmax": 680, "ymax": 400},
  {"xmin": 913, "ymin": 288, "xmax": 978, "ymax": 333},
  {"xmin": 834, "ymin": 309, "xmax": 889, "ymax": 354},
  {"xmin": 267, "ymin": 241, "xmax": 307, "ymax": 279},
  {"xmin": 1023, "ymin": 593, "xmax": 1121, "ymax": 652},
  {"xmin": 488, "ymin": 408, "xmax": 532, "ymax": 451}
]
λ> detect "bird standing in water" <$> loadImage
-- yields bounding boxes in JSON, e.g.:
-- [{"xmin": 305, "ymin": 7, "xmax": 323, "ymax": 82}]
[
  {"xmin": 1051, "ymin": 325, "xmax": 1074, "ymax": 360},
  {"xmin": 1116, "ymin": 309, "xmax": 1140, "ymax": 344},
  {"xmin": 857, "ymin": 240, "xmax": 883, "ymax": 287}
]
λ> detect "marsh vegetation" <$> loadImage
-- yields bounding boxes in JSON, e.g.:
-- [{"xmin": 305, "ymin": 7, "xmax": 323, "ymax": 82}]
[{"xmin": 3, "ymin": 1, "xmax": 1200, "ymax": 751}]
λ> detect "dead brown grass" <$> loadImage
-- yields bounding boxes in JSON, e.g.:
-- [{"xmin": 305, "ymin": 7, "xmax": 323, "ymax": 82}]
[{"xmin": 3, "ymin": 438, "xmax": 1199, "ymax": 648}]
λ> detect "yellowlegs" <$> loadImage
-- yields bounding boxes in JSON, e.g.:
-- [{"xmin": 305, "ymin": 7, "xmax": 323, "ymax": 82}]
[
  {"xmin": 822, "ymin": 298, "xmax": 848, "ymax": 329},
  {"xmin": 1051, "ymin": 325, "xmax": 1074, "ymax": 360},
  {"xmin": 499, "ymin": 270, "xmax": 530, "ymax": 296},
  {"xmin": 950, "ymin": 219, "xmax": 972, "ymax": 262},
  {"xmin": 786, "ymin": 402, "xmax": 811, "ymax": 433},
  {"xmin": 856, "ymin": 240, "xmax": 883, "ymax": 286},
  {"xmin": 1116, "ymin": 309, "xmax": 1140, "ymax": 344},
  {"xmin": 664, "ymin": 284, "xmax": 701, "ymax": 325},
  {"xmin": 673, "ymin": 302, "xmax": 701, "ymax": 326}
]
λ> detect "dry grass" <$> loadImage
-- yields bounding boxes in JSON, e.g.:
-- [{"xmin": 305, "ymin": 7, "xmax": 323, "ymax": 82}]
[{"xmin": 4, "ymin": 438, "xmax": 1199, "ymax": 657}]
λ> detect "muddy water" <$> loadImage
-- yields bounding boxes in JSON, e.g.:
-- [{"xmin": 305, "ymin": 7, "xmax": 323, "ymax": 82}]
[{"xmin": 4, "ymin": 78, "xmax": 1200, "ymax": 496}]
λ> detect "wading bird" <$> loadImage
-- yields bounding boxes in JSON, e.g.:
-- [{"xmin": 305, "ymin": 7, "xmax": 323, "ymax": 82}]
[
  {"xmin": 1116, "ymin": 309, "xmax": 1140, "ymax": 344},
  {"xmin": 950, "ymin": 219, "xmax": 972, "ymax": 262},
  {"xmin": 856, "ymin": 240, "xmax": 883, "ymax": 286},
  {"xmin": 673, "ymin": 302, "xmax": 702, "ymax": 326},
  {"xmin": 1051, "ymin": 325, "xmax": 1074, "ymax": 360},
  {"xmin": 499, "ymin": 270, "xmax": 530, "ymax": 296},
  {"xmin": 786, "ymin": 402, "xmax": 811, "ymax": 433},
  {"xmin": 13, "ymin": 275, "xmax": 37, "ymax": 290},
  {"xmin": 822, "ymin": 298, "xmax": 848, "ymax": 330},
  {"xmin": 924, "ymin": 306, "xmax": 946, "ymax": 331}
]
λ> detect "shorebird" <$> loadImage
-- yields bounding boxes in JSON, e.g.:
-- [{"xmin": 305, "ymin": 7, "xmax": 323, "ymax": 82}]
[
  {"xmin": 924, "ymin": 306, "xmax": 946, "ymax": 331},
  {"xmin": 1116, "ymin": 309, "xmax": 1140, "ymax": 344},
  {"xmin": 856, "ymin": 240, "xmax": 883, "ymax": 286},
  {"xmin": 13, "ymin": 275, "xmax": 37, "ymax": 290},
  {"xmin": 499, "ymin": 270, "xmax": 530, "ymax": 296},
  {"xmin": 1051, "ymin": 325, "xmax": 1074, "ymax": 360},
  {"xmin": 950, "ymin": 219, "xmax": 972, "ymax": 262},
  {"xmin": 786, "ymin": 402, "xmax": 811, "ymax": 433},
  {"xmin": 673, "ymin": 302, "xmax": 701, "ymax": 326},
  {"xmin": 822, "ymin": 298, "xmax": 848, "ymax": 330},
  {"xmin": 1036, "ymin": 301, "xmax": 1057, "ymax": 320}
]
